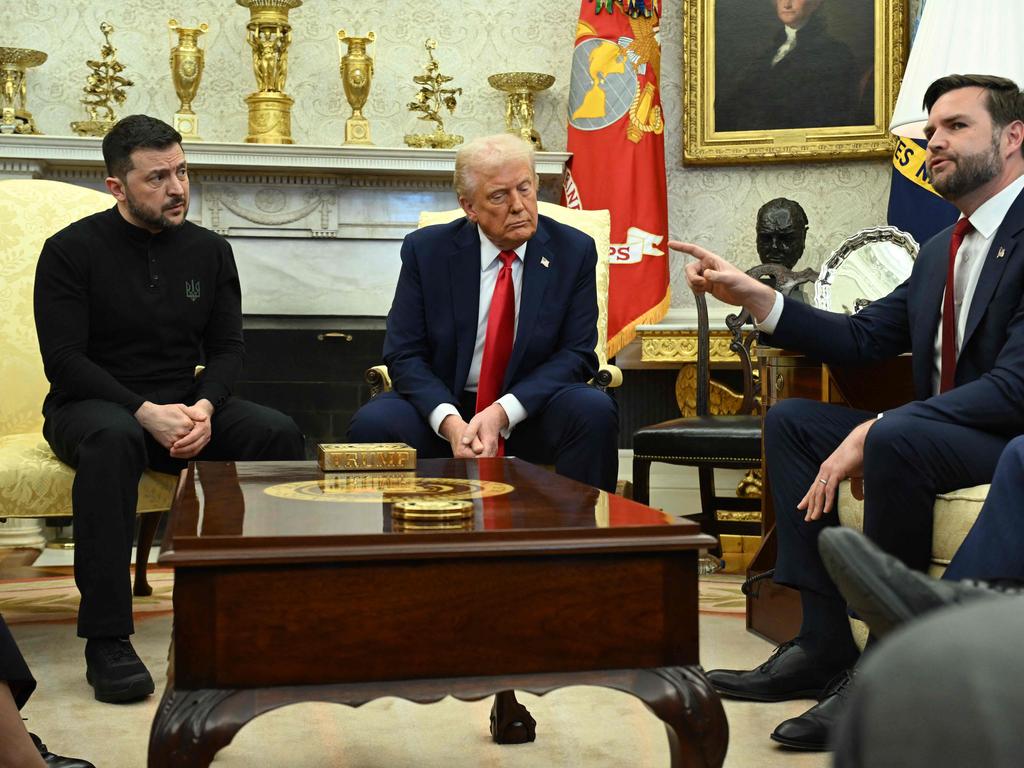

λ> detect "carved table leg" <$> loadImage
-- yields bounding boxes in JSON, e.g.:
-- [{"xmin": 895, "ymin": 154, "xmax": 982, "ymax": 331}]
[
  {"xmin": 624, "ymin": 667, "xmax": 728, "ymax": 768},
  {"xmin": 148, "ymin": 686, "xmax": 251, "ymax": 768},
  {"xmin": 489, "ymin": 689, "xmax": 537, "ymax": 744}
]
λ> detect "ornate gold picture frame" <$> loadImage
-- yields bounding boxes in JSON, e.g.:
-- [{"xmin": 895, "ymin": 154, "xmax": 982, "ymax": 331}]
[{"xmin": 683, "ymin": 0, "xmax": 908, "ymax": 165}]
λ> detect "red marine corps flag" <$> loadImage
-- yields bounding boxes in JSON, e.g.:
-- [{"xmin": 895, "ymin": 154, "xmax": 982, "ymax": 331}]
[{"xmin": 563, "ymin": 0, "xmax": 668, "ymax": 357}]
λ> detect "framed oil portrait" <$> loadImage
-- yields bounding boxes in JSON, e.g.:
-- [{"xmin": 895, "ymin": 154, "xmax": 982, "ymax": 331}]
[{"xmin": 683, "ymin": 0, "xmax": 908, "ymax": 164}]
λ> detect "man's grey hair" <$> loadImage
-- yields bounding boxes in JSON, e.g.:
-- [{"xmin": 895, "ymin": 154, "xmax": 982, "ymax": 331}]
[{"xmin": 454, "ymin": 133, "xmax": 536, "ymax": 199}]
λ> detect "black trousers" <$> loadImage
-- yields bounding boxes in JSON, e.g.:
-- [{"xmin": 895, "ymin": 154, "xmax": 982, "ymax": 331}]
[
  {"xmin": 0, "ymin": 615, "xmax": 35, "ymax": 710},
  {"xmin": 347, "ymin": 384, "xmax": 620, "ymax": 492},
  {"xmin": 43, "ymin": 395, "xmax": 304, "ymax": 639},
  {"xmin": 766, "ymin": 398, "xmax": 1008, "ymax": 601}
]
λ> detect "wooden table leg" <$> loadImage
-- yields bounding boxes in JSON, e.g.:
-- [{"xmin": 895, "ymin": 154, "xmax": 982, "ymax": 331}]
[
  {"xmin": 148, "ymin": 686, "xmax": 249, "ymax": 768},
  {"xmin": 605, "ymin": 667, "xmax": 728, "ymax": 768},
  {"xmin": 490, "ymin": 689, "xmax": 536, "ymax": 744}
]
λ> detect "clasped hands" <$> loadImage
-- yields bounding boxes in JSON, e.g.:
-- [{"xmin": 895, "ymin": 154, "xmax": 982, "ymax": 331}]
[
  {"xmin": 134, "ymin": 399, "xmax": 215, "ymax": 459},
  {"xmin": 440, "ymin": 403, "xmax": 509, "ymax": 459}
]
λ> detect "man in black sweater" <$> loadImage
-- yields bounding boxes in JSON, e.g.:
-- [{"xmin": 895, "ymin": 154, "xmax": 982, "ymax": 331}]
[{"xmin": 33, "ymin": 115, "xmax": 304, "ymax": 703}]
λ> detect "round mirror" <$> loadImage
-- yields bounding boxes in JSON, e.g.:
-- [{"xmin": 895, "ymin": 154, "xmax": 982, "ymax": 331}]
[{"xmin": 813, "ymin": 226, "xmax": 919, "ymax": 314}]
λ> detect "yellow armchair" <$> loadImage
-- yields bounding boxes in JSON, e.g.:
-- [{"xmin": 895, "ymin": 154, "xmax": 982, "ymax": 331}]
[
  {"xmin": 0, "ymin": 179, "xmax": 175, "ymax": 595},
  {"xmin": 366, "ymin": 201, "xmax": 622, "ymax": 395}
]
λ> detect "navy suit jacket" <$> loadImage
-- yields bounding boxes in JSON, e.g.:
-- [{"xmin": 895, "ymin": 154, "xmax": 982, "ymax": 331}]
[
  {"xmin": 765, "ymin": 186, "xmax": 1024, "ymax": 437},
  {"xmin": 383, "ymin": 213, "xmax": 600, "ymax": 422}
]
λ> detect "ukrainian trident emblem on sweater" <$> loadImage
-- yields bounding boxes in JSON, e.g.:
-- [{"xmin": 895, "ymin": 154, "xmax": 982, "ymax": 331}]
[{"xmin": 185, "ymin": 279, "xmax": 200, "ymax": 301}]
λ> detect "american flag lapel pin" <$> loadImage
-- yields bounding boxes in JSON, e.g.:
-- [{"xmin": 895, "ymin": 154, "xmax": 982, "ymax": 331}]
[
  {"xmin": 540, "ymin": 256, "xmax": 550, "ymax": 268},
  {"xmin": 997, "ymin": 246, "xmax": 1006, "ymax": 259}
]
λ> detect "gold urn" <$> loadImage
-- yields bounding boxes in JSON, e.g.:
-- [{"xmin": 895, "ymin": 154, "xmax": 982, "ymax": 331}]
[
  {"xmin": 168, "ymin": 19, "xmax": 208, "ymax": 140},
  {"xmin": 237, "ymin": 0, "xmax": 302, "ymax": 144},
  {"xmin": 336, "ymin": 29, "xmax": 374, "ymax": 146},
  {"xmin": 0, "ymin": 47, "xmax": 47, "ymax": 135}
]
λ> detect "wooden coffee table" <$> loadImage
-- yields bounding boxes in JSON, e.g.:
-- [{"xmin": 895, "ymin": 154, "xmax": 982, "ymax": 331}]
[{"xmin": 148, "ymin": 458, "xmax": 726, "ymax": 767}]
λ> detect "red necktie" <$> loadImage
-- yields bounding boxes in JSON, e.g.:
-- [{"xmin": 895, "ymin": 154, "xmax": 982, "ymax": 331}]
[
  {"xmin": 940, "ymin": 218, "xmax": 974, "ymax": 393},
  {"xmin": 475, "ymin": 251, "xmax": 517, "ymax": 456}
]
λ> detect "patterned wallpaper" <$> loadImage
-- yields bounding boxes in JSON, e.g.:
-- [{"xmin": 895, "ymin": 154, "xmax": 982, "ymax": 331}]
[{"xmin": 6, "ymin": 0, "xmax": 906, "ymax": 313}]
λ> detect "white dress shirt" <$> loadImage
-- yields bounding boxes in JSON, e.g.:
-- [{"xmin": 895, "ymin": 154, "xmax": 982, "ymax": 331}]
[
  {"xmin": 771, "ymin": 26, "xmax": 799, "ymax": 67},
  {"xmin": 755, "ymin": 172, "xmax": 1024, "ymax": 397},
  {"xmin": 428, "ymin": 225, "xmax": 529, "ymax": 440}
]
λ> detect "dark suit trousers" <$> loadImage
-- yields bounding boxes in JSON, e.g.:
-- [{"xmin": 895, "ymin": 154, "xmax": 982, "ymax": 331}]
[
  {"xmin": 767, "ymin": 399, "xmax": 1008, "ymax": 600},
  {"xmin": 944, "ymin": 435, "xmax": 1024, "ymax": 582},
  {"xmin": 347, "ymin": 384, "xmax": 619, "ymax": 492},
  {"xmin": 43, "ymin": 396, "xmax": 304, "ymax": 639},
  {"xmin": 0, "ymin": 615, "xmax": 35, "ymax": 710}
]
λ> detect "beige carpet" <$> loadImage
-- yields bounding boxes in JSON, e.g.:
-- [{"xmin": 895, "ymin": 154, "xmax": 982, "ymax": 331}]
[{"xmin": 6, "ymin": 575, "xmax": 829, "ymax": 768}]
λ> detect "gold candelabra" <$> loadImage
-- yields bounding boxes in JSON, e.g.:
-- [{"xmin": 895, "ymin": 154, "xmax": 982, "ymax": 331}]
[
  {"xmin": 337, "ymin": 29, "xmax": 375, "ymax": 146},
  {"xmin": 168, "ymin": 19, "xmax": 208, "ymax": 140},
  {"xmin": 487, "ymin": 72, "xmax": 555, "ymax": 150},
  {"xmin": 237, "ymin": 0, "xmax": 302, "ymax": 144},
  {"xmin": 0, "ymin": 47, "xmax": 47, "ymax": 135},
  {"xmin": 404, "ymin": 39, "xmax": 462, "ymax": 149},
  {"xmin": 71, "ymin": 22, "xmax": 133, "ymax": 137}
]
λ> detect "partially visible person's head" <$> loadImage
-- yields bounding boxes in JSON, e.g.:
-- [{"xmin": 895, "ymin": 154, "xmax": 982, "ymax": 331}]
[
  {"xmin": 775, "ymin": 0, "xmax": 823, "ymax": 29},
  {"xmin": 102, "ymin": 115, "xmax": 189, "ymax": 233},
  {"xmin": 756, "ymin": 198, "xmax": 808, "ymax": 268},
  {"xmin": 923, "ymin": 74, "xmax": 1024, "ymax": 203},
  {"xmin": 455, "ymin": 133, "xmax": 539, "ymax": 250}
]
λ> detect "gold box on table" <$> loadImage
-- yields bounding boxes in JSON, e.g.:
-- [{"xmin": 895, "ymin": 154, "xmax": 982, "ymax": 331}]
[{"xmin": 317, "ymin": 443, "xmax": 417, "ymax": 471}]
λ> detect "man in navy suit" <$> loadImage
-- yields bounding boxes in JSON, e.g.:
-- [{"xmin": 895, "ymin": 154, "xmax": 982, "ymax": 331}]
[
  {"xmin": 671, "ymin": 74, "xmax": 1024, "ymax": 750},
  {"xmin": 348, "ymin": 133, "xmax": 618, "ymax": 492}
]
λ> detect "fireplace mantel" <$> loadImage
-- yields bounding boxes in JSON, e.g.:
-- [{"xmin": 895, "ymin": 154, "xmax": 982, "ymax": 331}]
[{"xmin": 0, "ymin": 135, "xmax": 571, "ymax": 316}]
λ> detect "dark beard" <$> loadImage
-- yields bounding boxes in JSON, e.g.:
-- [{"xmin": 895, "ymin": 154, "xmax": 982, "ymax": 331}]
[
  {"xmin": 125, "ymin": 191, "xmax": 188, "ymax": 232},
  {"xmin": 931, "ymin": 139, "xmax": 1002, "ymax": 200}
]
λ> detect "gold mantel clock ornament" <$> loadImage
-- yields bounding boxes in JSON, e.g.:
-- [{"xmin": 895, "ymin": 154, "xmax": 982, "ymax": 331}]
[
  {"xmin": 403, "ymin": 39, "xmax": 462, "ymax": 149},
  {"xmin": 487, "ymin": 72, "xmax": 554, "ymax": 151},
  {"xmin": 0, "ymin": 47, "xmax": 46, "ymax": 135},
  {"xmin": 337, "ymin": 29, "xmax": 375, "ymax": 146},
  {"xmin": 168, "ymin": 19, "xmax": 208, "ymax": 140},
  {"xmin": 70, "ymin": 22, "xmax": 133, "ymax": 137},
  {"xmin": 237, "ymin": 0, "xmax": 302, "ymax": 144}
]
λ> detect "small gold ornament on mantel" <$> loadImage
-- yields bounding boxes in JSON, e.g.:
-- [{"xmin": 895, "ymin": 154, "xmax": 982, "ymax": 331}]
[
  {"xmin": 488, "ymin": 72, "xmax": 554, "ymax": 151},
  {"xmin": 0, "ymin": 47, "xmax": 47, "ymax": 135},
  {"xmin": 168, "ymin": 19, "xmax": 208, "ymax": 140},
  {"xmin": 71, "ymin": 22, "xmax": 134, "ymax": 137},
  {"xmin": 403, "ymin": 39, "xmax": 462, "ymax": 149},
  {"xmin": 336, "ymin": 29, "xmax": 375, "ymax": 146},
  {"xmin": 237, "ymin": 0, "xmax": 302, "ymax": 144}
]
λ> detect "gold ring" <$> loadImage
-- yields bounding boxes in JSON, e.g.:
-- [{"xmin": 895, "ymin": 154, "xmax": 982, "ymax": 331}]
[{"xmin": 818, "ymin": 478, "xmax": 828, "ymax": 485}]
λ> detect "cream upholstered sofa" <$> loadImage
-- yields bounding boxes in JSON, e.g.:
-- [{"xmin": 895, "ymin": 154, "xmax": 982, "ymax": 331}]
[
  {"xmin": 837, "ymin": 480, "xmax": 988, "ymax": 578},
  {"xmin": 0, "ymin": 179, "xmax": 176, "ymax": 594},
  {"xmin": 366, "ymin": 201, "xmax": 621, "ymax": 394}
]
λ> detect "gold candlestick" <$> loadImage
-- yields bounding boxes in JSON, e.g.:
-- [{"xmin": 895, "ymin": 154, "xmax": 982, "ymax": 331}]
[
  {"xmin": 168, "ymin": 19, "xmax": 208, "ymax": 140},
  {"xmin": 0, "ymin": 47, "xmax": 47, "ymax": 135},
  {"xmin": 71, "ymin": 22, "xmax": 133, "ymax": 137},
  {"xmin": 487, "ymin": 72, "xmax": 555, "ymax": 151},
  {"xmin": 336, "ymin": 29, "xmax": 374, "ymax": 146},
  {"xmin": 237, "ymin": 0, "xmax": 302, "ymax": 144}
]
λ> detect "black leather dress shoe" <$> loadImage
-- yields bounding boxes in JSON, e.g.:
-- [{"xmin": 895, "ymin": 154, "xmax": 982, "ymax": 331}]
[
  {"xmin": 818, "ymin": 527, "xmax": 1020, "ymax": 639},
  {"xmin": 85, "ymin": 637, "xmax": 155, "ymax": 703},
  {"xmin": 770, "ymin": 668, "xmax": 855, "ymax": 751},
  {"xmin": 706, "ymin": 640, "xmax": 840, "ymax": 702},
  {"xmin": 30, "ymin": 733, "xmax": 96, "ymax": 768}
]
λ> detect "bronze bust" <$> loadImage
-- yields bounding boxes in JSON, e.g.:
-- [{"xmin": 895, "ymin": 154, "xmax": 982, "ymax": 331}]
[{"xmin": 747, "ymin": 197, "xmax": 817, "ymax": 297}]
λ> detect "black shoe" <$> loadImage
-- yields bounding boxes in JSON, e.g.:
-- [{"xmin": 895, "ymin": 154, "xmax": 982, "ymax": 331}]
[
  {"xmin": 706, "ymin": 639, "xmax": 841, "ymax": 702},
  {"xmin": 84, "ymin": 637, "xmax": 155, "ymax": 703},
  {"xmin": 770, "ymin": 668, "xmax": 855, "ymax": 751},
  {"xmin": 818, "ymin": 527, "xmax": 1019, "ymax": 639},
  {"xmin": 29, "ymin": 733, "xmax": 96, "ymax": 767}
]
